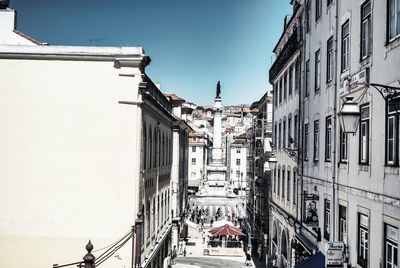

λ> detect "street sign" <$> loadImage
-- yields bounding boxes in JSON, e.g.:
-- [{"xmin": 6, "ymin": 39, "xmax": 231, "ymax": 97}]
[
  {"xmin": 325, "ymin": 241, "xmax": 344, "ymax": 267},
  {"xmin": 348, "ymin": 68, "xmax": 369, "ymax": 91}
]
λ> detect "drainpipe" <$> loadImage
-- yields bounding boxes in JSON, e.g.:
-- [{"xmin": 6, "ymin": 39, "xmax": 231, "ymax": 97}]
[
  {"xmin": 332, "ymin": 0, "xmax": 340, "ymax": 242},
  {"xmin": 299, "ymin": 6, "xmax": 306, "ymax": 230}
]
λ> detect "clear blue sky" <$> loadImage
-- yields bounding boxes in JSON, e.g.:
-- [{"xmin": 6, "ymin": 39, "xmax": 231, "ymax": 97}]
[{"xmin": 11, "ymin": 0, "xmax": 292, "ymax": 105}]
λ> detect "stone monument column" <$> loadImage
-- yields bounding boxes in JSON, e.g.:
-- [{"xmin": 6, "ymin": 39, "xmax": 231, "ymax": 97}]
[{"xmin": 212, "ymin": 97, "xmax": 223, "ymax": 164}]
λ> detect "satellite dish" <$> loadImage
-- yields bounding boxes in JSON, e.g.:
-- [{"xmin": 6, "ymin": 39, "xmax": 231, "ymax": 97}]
[{"xmin": 0, "ymin": 0, "xmax": 9, "ymax": 9}]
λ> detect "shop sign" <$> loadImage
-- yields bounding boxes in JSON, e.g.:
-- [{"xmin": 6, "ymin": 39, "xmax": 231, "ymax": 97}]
[
  {"xmin": 304, "ymin": 193, "xmax": 319, "ymax": 200},
  {"xmin": 326, "ymin": 241, "xmax": 344, "ymax": 267},
  {"xmin": 304, "ymin": 192, "xmax": 319, "ymax": 227}
]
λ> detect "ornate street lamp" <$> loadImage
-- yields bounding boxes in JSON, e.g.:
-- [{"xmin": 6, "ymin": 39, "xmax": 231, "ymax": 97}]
[
  {"xmin": 338, "ymin": 83, "xmax": 400, "ymax": 134},
  {"xmin": 268, "ymin": 153, "xmax": 277, "ymax": 170},
  {"xmin": 338, "ymin": 97, "xmax": 361, "ymax": 134}
]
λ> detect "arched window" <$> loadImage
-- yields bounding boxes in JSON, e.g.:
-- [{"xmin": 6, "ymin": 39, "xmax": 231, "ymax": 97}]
[
  {"xmin": 167, "ymin": 137, "xmax": 170, "ymax": 166},
  {"xmin": 169, "ymin": 137, "xmax": 172, "ymax": 165},
  {"xmin": 152, "ymin": 196, "xmax": 156, "ymax": 234},
  {"xmin": 149, "ymin": 127, "xmax": 153, "ymax": 169},
  {"xmin": 281, "ymin": 231, "xmax": 288, "ymax": 259},
  {"xmin": 164, "ymin": 192, "xmax": 168, "ymax": 222},
  {"xmin": 154, "ymin": 128, "xmax": 157, "ymax": 168},
  {"xmin": 163, "ymin": 135, "xmax": 166, "ymax": 167},
  {"xmin": 272, "ymin": 221, "xmax": 278, "ymax": 245},
  {"xmin": 143, "ymin": 123, "xmax": 147, "ymax": 170},
  {"xmin": 158, "ymin": 131, "xmax": 161, "ymax": 168},
  {"xmin": 282, "ymin": 165, "xmax": 286, "ymax": 199},
  {"xmin": 277, "ymin": 166, "xmax": 281, "ymax": 196},
  {"xmin": 161, "ymin": 192, "xmax": 164, "ymax": 225},
  {"xmin": 146, "ymin": 199, "xmax": 150, "ymax": 239},
  {"xmin": 167, "ymin": 190, "xmax": 170, "ymax": 220},
  {"xmin": 157, "ymin": 195, "xmax": 160, "ymax": 227}
]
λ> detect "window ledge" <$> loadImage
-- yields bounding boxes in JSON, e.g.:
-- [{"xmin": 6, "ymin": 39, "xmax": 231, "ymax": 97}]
[
  {"xmin": 338, "ymin": 161, "xmax": 348, "ymax": 168},
  {"xmin": 359, "ymin": 55, "xmax": 371, "ymax": 66},
  {"xmin": 358, "ymin": 165, "xmax": 369, "ymax": 172},
  {"xmin": 340, "ymin": 70, "xmax": 350, "ymax": 80},
  {"xmin": 384, "ymin": 166, "xmax": 400, "ymax": 175},
  {"xmin": 385, "ymin": 35, "xmax": 400, "ymax": 55}
]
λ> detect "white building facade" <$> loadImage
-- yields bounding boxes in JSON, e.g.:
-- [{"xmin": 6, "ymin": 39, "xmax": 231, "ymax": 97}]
[
  {"xmin": 228, "ymin": 138, "xmax": 248, "ymax": 195},
  {"xmin": 269, "ymin": 2, "xmax": 302, "ymax": 267},
  {"xmin": 270, "ymin": 1, "xmax": 400, "ymax": 268},
  {"xmin": 0, "ymin": 6, "xmax": 174, "ymax": 268},
  {"xmin": 188, "ymin": 131, "xmax": 210, "ymax": 191}
]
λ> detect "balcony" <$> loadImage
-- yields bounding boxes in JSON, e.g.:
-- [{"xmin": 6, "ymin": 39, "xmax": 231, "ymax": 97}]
[{"xmin": 269, "ymin": 28, "xmax": 302, "ymax": 83}]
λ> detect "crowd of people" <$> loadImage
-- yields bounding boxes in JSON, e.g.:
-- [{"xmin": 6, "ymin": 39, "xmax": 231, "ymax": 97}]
[
  {"xmin": 163, "ymin": 203, "xmax": 253, "ymax": 267},
  {"xmin": 188, "ymin": 205, "xmax": 239, "ymax": 227}
]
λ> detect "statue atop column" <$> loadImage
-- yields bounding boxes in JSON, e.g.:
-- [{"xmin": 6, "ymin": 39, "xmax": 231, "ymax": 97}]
[{"xmin": 216, "ymin": 81, "xmax": 221, "ymax": 98}]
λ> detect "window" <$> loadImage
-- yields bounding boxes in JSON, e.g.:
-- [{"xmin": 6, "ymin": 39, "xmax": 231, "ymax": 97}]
[
  {"xmin": 316, "ymin": 0, "xmax": 322, "ymax": 21},
  {"xmin": 277, "ymin": 168, "xmax": 281, "ymax": 196},
  {"xmin": 284, "ymin": 72, "xmax": 288, "ymax": 101},
  {"xmin": 236, "ymin": 159, "xmax": 241, "ymax": 166},
  {"xmin": 236, "ymin": 170, "xmax": 240, "ymax": 178},
  {"xmin": 359, "ymin": 104, "xmax": 370, "ymax": 164},
  {"xmin": 325, "ymin": 116, "xmax": 332, "ymax": 161},
  {"xmin": 306, "ymin": 60, "xmax": 310, "ymax": 97},
  {"xmin": 191, "ymin": 158, "xmax": 196, "ymax": 165},
  {"xmin": 327, "ymin": 37, "xmax": 334, "ymax": 82},
  {"xmin": 149, "ymin": 128, "xmax": 153, "ymax": 169},
  {"xmin": 327, "ymin": 0, "xmax": 333, "ymax": 6},
  {"xmin": 282, "ymin": 167, "xmax": 286, "ymax": 199},
  {"xmin": 314, "ymin": 120, "xmax": 320, "ymax": 162},
  {"xmin": 273, "ymin": 168, "xmax": 277, "ymax": 193},
  {"xmin": 295, "ymin": 59, "xmax": 301, "ymax": 93},
  {"xmin": 339, "ymin": 205, "xmax": 347, "ymax": 242},
  {"xmin": 237, "ymin": 148, "xmax": 241, "ymax": 154},
  {"xmin": 154, "ymin": 129, "xmax": 157, "ymax": 167},
  {"xmin": 358, "ymin": 213, "xmax": 369, "ymax": 267},
  {"xmin": 279, "ymin": 79, "xmax": 283, "ymax": 104},
  {"xmin": 306, "ymin": 0, "xmax": 311, "ymax": 33},
  {"xmin": 340, "ymin": 127, "xmax": 348, "ymax": 162},
  {"xmin": 387, "ymin": 115, "xmax": 397, "ymax": 164},
  {"xmin": 384, "ymin": 224, "xmax": 398, "ymax": 268},
  {"xmin": 305, "ymin": 123, "xmax": 309, "ymax": 160},
  {"xmin": 289, "ymin": 66, "xmax": 293, "ymax": 97},
  {"xmin": 191, "ymin": 171, "xmax": 196, "ymax": 178},
  {"xmin": 143, "ymin": 125, "xmax": 147, "ymax": 169},
  {"xmin": 294, "ymin": 115, "xmax": 298, "ymax": 148},
  {"xmin": 274, "ymin": 84, "xmax": 278, "ymax": 106},
  {"xmin": 386, "ymin": 97, "xmax": 400, "ymax": 165},
  {"xmin": 293, "ymin": 170, "xmax": 297, "ymax": 204},
  {"xmin": 315, "ymin": 49, "xmax": 321, "ymax": 93},
  {"xmin": 288, "ymin": 117, "xmax": 292, "ymax": 148},
  {"xmin": 361, "ymin": 1, "xmax": 372, "ymax": 59},
  {"xmin": 192, "ymin": 146, "xmax": 196, "ymax": 153},
  {"xmin": 324, "ymin": 199, "xmax": 331, "ymax": 241},
  {"xmin": 283, "ymin": 120, "xmax": 287, "ymax": 148},
  {"xmin": 287, "ymin": 170, "xmax": 291, "ymax": 202},
  {"xmin": 342, "ymin": 21, "xmax": 350, "ymax": 72},
  {"xmin": 279, "ymin": 122, "xmax": 282, "ymax": 148},
  {"xmin": 274, "ymin": 124, "xmax": 278, "ymax": 146},
  {"xmin": 389, "ymin": 0, "xmax": 400, "ymax": 41}
]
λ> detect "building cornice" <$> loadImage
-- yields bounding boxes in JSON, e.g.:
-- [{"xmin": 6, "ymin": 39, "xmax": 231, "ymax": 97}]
[{"xmin": 0, "ymin": 45, "xmax": 149, "ymax": 68}]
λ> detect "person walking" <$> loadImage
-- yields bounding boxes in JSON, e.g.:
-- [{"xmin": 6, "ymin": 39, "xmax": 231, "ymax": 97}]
[
  {"xmin": 163, "ymin": 253, "xmax": 171, "ymax": 268},
  {"xmin": 171, "ymin": 246, "xmax": 177, "ymax": 265},
  {"xmin": 245, "ymin": 252, "xmax": 252, "ymax": 266}
]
